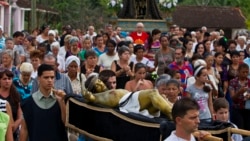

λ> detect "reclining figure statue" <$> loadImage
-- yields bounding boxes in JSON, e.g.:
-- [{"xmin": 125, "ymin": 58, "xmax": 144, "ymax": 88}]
[{"xmin": 82, "ymin": 75, "xmax": 173, "ymax": 119}]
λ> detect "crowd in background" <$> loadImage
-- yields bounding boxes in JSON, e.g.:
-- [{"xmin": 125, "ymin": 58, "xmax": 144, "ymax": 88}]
[{"xmin": 0, "ymin": 22, "xmax": 250, "ymax": 141}]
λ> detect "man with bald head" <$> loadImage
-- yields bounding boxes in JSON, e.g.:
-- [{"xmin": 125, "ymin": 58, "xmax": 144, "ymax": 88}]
[
  {"xmin": 84, "ymin": 25, "xmax": 97, "ymax": 43},
  {"xmin": 129, "ymin": 22, "xmax": 148, "ymax": 45}
]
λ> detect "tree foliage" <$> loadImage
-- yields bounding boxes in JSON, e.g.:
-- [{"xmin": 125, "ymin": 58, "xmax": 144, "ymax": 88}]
[{"xmin": 51, "ymin": 0, "xmax": 110, "ymax": 30}]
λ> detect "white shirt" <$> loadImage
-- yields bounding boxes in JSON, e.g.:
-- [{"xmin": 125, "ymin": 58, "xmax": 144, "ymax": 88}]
[
  {"xmin": 164, "ymin": 131, "xmax": 196, "ymax": 141},
  {"xmin": 236, "ymin": 44, "xmax": 246, "ymax": 51},
  {"xmin": 31, "ymin": 70, "xmax": 38, "ymax": 79},
  {"xmin": 58, "ymin": 46, "xmax": 66, "ymax": 60},
  {"xmin": 98, "ymin": 53, "xmax": 119, "ymax": 70},
  {"xmin": 130, "ymin": 56, "xmax": 154, "ymax": 68},
  {"xmin": 36, "ymin": 35, "xmax": 47, "ymax": 43},
  {"xmin": 57, "ymin": 55, "xmax": 65, "ymax": 72}
]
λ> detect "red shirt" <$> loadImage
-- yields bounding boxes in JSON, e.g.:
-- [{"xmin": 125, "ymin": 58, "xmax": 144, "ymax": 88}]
[{"xmin": 130, "ymin": 32, "xmax": 148, "ymax": 45}]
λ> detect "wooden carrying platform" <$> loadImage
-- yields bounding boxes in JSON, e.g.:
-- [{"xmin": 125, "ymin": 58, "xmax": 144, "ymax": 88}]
[{"xmin": 66, "ymin": 97, "xmax": 248, "ymax": 141}]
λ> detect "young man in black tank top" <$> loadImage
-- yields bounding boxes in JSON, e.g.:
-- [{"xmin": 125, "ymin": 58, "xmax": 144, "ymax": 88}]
[{"xmin": 20, "ymin": 64, "xmax": 68, "ymax": 141}]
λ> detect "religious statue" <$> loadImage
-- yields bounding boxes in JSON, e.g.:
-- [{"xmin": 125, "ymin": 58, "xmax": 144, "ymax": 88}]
[
  {"xmin": 82, "ymin": 75, "xmax": 172, "ymax": 119},
  {"xmin": 118, "ymin": 0, "xmax": 162, "ymax": 19}
]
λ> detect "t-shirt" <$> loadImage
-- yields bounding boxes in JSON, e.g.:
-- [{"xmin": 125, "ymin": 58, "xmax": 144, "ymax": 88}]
[
  {"xmin": 164, "ymin": 131, "xmax": 196, "ymax": 141},
  {"xmin": 13, "ymin": 77, "xmax": 34, "ymax": 102},
  {"xmin": 155, "ymin": 48, "xmax": 175, "ymax": 75},
  {"xmin": 36, "ymin": 35, "xmax": 47, "ymax": 44},
  {"xmin": 0, "ymin": 112, "xmax": 9, "ymax": 141},
  {"xmin": 58, "ymin": 46, "xmax": 66, "ymax": 60},
  {"xmin": 130, "ymin": 56, "xmax": 154, "ymax": 69},
  {"xmin": 93, "ymin": 47, "xmax": 107, "ymax": 57},
  {"xmin": 98, "ymin": 53, "xmax": 119, "ymax": 70},
  {"xmin": 186, "ymin": 84, "xmax": 211, "ymax": 120},
  {"xmin": 0, "ymin": 99, "xmax": 7, "ymax": 113},
  {"xmin": 0, "ymin": 36, "xmax": 5, "ymax": 50},
  {"xmin": 13, "ymin": 45, "xmax": 25, "ymax": 56}
]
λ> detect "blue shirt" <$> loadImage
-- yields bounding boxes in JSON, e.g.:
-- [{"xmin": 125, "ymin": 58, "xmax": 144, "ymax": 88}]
[
  {"xmin": 0, "ymin": 36, "xmax": 5, "ymax": 50},
  {"xmin": 13, "ymin": 77, "xmax": 34, "ymax": 102},
  {"xmin": 244, "ymin": 57, "xmax": 250, "ymax": 78},
  {"xmin": 93, "ymin": 47, "xmax": 107, "ymax": 57}
]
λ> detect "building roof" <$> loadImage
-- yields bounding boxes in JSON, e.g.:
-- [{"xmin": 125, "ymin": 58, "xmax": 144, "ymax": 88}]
[
  {"xmin": 16, "ymin": 0, "xmax": 58, "ymax": 14},
  {"xmin": 172, "ymin": 6, "xmax": 246, "ymax": 28}
]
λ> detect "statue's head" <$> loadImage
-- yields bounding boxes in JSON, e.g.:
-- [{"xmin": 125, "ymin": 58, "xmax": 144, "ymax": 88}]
[{"xmin": 85, "ymin": 75, "xmax": 108, "ymax": 93}]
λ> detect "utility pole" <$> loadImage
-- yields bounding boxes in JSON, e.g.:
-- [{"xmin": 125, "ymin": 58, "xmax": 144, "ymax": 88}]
[{"xmin": 31, "ymin": 0, "xmax": 37, "ymax": 30}]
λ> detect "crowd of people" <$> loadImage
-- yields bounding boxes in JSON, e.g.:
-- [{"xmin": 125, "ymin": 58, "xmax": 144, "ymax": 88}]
[{"xmin": 0, "ymin": 21, "xmax": 250, "ymax": 141}]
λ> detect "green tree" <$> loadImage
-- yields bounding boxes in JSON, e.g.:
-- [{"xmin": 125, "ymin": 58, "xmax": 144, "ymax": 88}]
[{"xmin": 51, "ymin": 0, "xmax": 110, "ymax": 30}]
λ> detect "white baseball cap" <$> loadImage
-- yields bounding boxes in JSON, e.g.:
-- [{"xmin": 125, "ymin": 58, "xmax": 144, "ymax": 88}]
[{"xmin": 0, "ymin": 26, "xmax": 3, "ymax": 31}]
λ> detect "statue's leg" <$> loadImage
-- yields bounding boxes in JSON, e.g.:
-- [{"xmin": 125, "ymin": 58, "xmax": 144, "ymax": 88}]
[{"xmin": 138, "ymin": 89, "xmax": 173, "ymax": 120}]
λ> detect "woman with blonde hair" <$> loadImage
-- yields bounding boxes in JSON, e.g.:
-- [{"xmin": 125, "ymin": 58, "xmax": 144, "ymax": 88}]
[{"xmin": 13, "ymin": 62, "xmax": 34, "ymax": 102}]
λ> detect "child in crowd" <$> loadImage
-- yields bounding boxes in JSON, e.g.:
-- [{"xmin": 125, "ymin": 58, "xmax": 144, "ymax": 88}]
[
  {"xmin": 186, "ymin": 65, "xmax": 214, "ymax": 123},
  {"xmin": 78, "ymin": 37, "xmax": 92, "ymax": 65},
  {"xmin": 4, "ymin": 38, "xmax": 14, "ymax": 50},
  {"xmin": 213, "ymin": 98, "xmax": 243, "ymax": 141}
]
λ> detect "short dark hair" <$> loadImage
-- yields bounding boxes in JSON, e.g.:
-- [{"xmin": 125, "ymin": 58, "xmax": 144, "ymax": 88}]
[
  {"xmin": 238, "ymin": 63, "xmax": 249, "ymax": 71},
  {"xmin": 38, "ymin": 64, "xmax": 54, "ymax": 77},
  {"xmin": 99, "ymin": 70, "xmax": 116, "ymax": 89},
  {"xmin": 13, "ymin": 31, "xmax": 24, "ymax": 38},
  {"xmin": 84, "ymin": 50, "xmax": 97, "ymax": 59},
  {"xmin": 159, "ymin": 35, "xmax": 169, "ymax": 42},
  {"xmin": 134, "ymin": 63, "xmax": 146, "ymax": 73},
  {"xmin": 166, "ymin": 79, "xmax": 180, "ymax": 88},
  {"xmin": 175, "ymin": 46, "xmax": 186, "ymax": 55},
  {"xmin": 172, "ymin": 97, "xmax": 200, "ymax": 123},
  {"xmin": 118, "ymin": 46, "xmax": 130, "ymax": 56},
  {"xmin": 134, "ymin": 44, "xmax": 145, "ymax": 54},
  {"xmin": 5, "ymin": 37, "xmax": 13, "ymax": 43},
  {"xmin": 38, "ymin": 42, "xmax": 47, "ymax": 48},
  {"xmin": 227, "ymin": 39, "xmax": 237, "ymax": 46},
  {"xmin": 106, "ymin": 39, "xmax": 116, "ymax": 47},
  {"xmin": 213, "ymin": 98, "xmax": 229, "ymax": 112},
  {"xmin": 230, "ymin": 50, "xmax": 240, "ymax": 58},
  {"xmin": 95, "ymin": 34, "xmax": 103, "ymax": 39}
]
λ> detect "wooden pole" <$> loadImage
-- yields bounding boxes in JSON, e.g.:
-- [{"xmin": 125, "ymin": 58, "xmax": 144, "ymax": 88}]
[{"xmin": 31, "ymin": 0, "xmax": 37, "ymax": 30}]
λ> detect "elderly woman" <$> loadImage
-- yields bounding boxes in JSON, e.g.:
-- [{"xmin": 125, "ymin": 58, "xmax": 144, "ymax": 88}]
[
  {"xmin": 66, "ymin": 36, "xmax": 80, "ymax": 58},
  {"xmin": 65, "ymin": 56, "xmax": 85, "ymax": 95},
  {"xmin": 155, "ymin": 74, "xmax": 171, "ymax": 99},
  {"xmin": 1, "ymin": 49, "xmax": 19, "ymax": 77},
  {"xmin": 58, "ymin": 34, "xmax": 72, "ymax": 60},
  {"xmin": 13, "ymin": 62, "xmax": 34, "ymax": 102},
  {"xmin": 51, "ymin": 42, "xmax": 65, "ymax": 72}
]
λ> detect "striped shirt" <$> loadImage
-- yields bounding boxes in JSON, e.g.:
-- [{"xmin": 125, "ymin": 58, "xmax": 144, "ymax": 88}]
[{"xmin": 0, "ymin": 99, "xmax": 7, "ymax": 113}]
